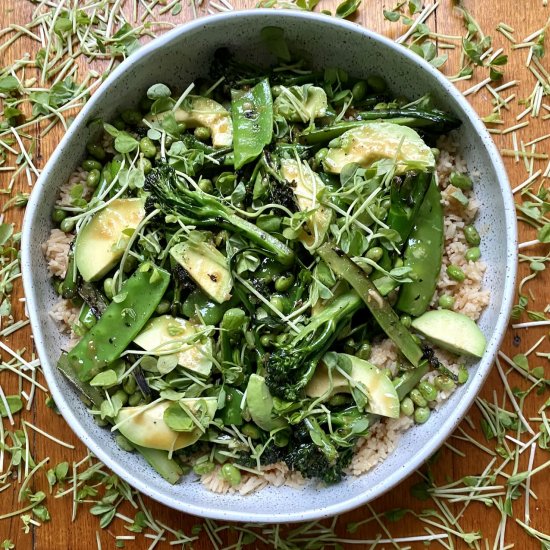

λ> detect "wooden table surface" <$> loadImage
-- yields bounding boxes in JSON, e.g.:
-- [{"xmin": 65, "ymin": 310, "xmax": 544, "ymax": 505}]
[{"xmin": 1, "ymin": 0, "xmax": 549, "ymax": 548}]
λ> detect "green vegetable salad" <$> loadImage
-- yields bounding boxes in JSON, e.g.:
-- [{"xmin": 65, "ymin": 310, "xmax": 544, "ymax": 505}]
[{"xmin": 51, "ymin": 28, "xmax": 487, "ymax": 487}]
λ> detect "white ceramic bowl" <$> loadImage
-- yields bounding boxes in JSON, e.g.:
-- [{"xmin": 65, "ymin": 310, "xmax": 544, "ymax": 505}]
[{"xmin": 22, "ymin": 10, "xmax": 517, "ymax": 522}]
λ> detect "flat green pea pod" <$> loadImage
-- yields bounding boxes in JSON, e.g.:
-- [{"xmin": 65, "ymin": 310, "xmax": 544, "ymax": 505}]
[
  {"xmin": 395, "ymin": 179, "xmax": 444, "ymax": 317},
  {"xmin": 68, "ymin": 266, "xmax": 170, "ymax": 382},
  {"xmin": 231, "ymin": 79, "xmax": 273, "ymax": 169},
  {"xmin": 219, "ymin": 386, "xmax": 244, "ymax": 426}
]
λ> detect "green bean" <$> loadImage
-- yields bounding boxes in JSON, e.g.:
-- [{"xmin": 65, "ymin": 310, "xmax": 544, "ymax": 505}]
[
  {"xmin": 438, "ymin": 294, "xmax": 455, "ymax": 309},
  {"xmin": 418, "ymin": 380, "xmax": 437, "ymax": 402},
  {"xmin": 82, "ymin": 159, "xmax": 102, "ymax": 172},
  {"xmin": 465, "ymin": 247, "xmax": 481, "ymax": 262},
  {"xmin": 414, "ymin": 406, "xmax": 431, "ymax": 424},
  {"xmin": 463, "ymin": 225, "xmax": 480, "ymax": 246},
  {"xmin": 446, "ymin": 264, "xmax": 466, "ymax": 282},
  {"xmin": 400, "ymin": 397, "xmax": 414, "ymax": 417},
  {"xmin": 51, "ymin": 208, "xmax": 67, "ymax": 224},
  {"xmin": 220, "ymin": 463, "xmax": 241, "ymax": 486},
  {"xmin": 275, "ymin": 274, "xmax": 294, "ymax": 292},
  {"xmin": 410, "ymin": 388, "xmax": 427, "ymax": 408},
  {"xmin": 139, "ymin": 136, "xmax": 157, "ymax": 158}
]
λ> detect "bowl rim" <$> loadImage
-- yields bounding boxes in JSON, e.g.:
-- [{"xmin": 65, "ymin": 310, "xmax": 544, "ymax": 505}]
[{"xmin": 22, "ymin": 8, "xmax": 518, "ymax": 523}]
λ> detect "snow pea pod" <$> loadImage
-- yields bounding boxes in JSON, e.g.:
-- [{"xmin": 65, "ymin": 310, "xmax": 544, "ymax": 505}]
[
  {"xmin": 396, "ymin": 178, "xmax": 444, "ymax": 317},
  {"xmin": 68, "ymin": 266, "xmax": 170, "ymax": 382},
  {"xmin": 231, "ymin": 79, "xmax": 273, "ymax": 169}
]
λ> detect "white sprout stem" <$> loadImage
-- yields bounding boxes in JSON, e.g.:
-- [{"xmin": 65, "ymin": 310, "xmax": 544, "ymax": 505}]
[
  {"xmin": 511, "ymin": 320, "xmax": 550, "ymax": 329},
  {"xmin": 518, "ymin": 239, "xmax": 543, "ymax": 249},
  {"xmin": 396, "ymin": 2, "xmax": 439, "ymax": 44},
  {"xmin": 23, "ymin": 420, "xmax": 75, "ymax": 449}
]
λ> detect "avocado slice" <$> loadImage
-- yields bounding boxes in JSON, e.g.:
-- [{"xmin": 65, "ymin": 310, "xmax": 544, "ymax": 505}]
[
  {"xmin": 411, "ymin": 309, "xmax": 487, "ymax": 358},
  {"xmin": 306, "ymin": 354, "xmax": 400, "ymax": 418},
  {"xmin": 246, "ymin": 374, "xmax": 287, "ymax": 432},
  {"xmin": 75, "ymin": 197, "xmax": 145, "ymax": 282},
  {"xmin": 280, "ymin": 158, "xmax": 332, "ymax": 251},
  {"xmin": 133, "ymin": 315, "xmax": 212, "ymax": 376},
  {"xmin": 116, "ymin": 398, "xmax": 217, "ymax": 451},
  {"xmin": 150, "ymin": 96, "xmax": 232, "ymax": 148},
  {"xmin": 323, "ymin": 122, "xmax": 435, "ymax": 175},
  {"xmin": 274, "ymin": 85, "xmax": 328, "ymax": 122},
  {"xmin": 170, "ymin": 233, "xmax": 232, "ymax": 304}
]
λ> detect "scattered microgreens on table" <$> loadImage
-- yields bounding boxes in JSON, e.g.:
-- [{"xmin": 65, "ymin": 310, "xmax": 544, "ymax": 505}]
[{"xmin": 1, "ymin": 0, "xmax": 550, "ymax": 548}]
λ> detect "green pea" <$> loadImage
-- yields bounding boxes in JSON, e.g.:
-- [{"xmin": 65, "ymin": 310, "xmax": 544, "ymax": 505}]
[
  {"xmin": 275, "ymin": 274, "xmax": 295, "ymax": 292},
  {"xmin": 400, "ymin": 397, "xmax": 414, "ymax": 417},
  {"xmin": 366, "ymin": 246, "xmax": 383, "ymax": 262},
  {"xmin": 177, "ymin": 122, "xmax": 187, "ymax": 133},
  {"xmin": 199, "ymin": 178, "xmax": 213, "ymax": 193},
  {"xmin": 400, "ymin": 314, "xmax": 412, "ymax": 328},
  {"xmin": 51, "ymin": 208, "xmax": 67, "ymax": 224},
  {"xmin": 82, "ymin": 159, "xmax": 102, "ymax": 172},
  {"xmin": 139, "ymin": 136, "xmax": 157, "ymax": 158},
  {"xmin": 122, "ymin": 375, "xmax": 137, "ymax": 395},
  {"xmin": 194, "ymin": 126, "xmax": 211, "ymax": 141},
  {"xmin": 222, "ymin": 308, "xmax": 246, "ymax": 331},
  {"xmin": 314, "ymin": 148, "xmax": 329, "ymax": 165},
  {"xmin": 86, "ymin": 168, "xmax": 101, "ymax": 188},
  {"xmin": 352, "ymin": 80, "xmax": 368, "ymax": 101},
  {"xmin": 414, "ymin": 406, "xmax": 431, "ymax": 424},
  {"xmin": 60, "ymin": 218, "xmax": 75, "ymax": 233},
  {"xmin": 270, "ymin": 295, "xmax": 285, "ymax": 313},
  {"xmin": 316, "ymin": 261, "xmax": 336, "ymax": 288},
  {"xmin": 115, "ymin": 434, "xmax": 134, "ymax": 452},
  {"xmin": 449, "ymin": 171, "xmax": 473, "ymax": 191},
  {"xmin": 438, "ymin": 294, "xmax": 455, "ymax": 310},
  {"xmin": 128, "ymin": 392, "xmax": 142, "ymax": 407},
  {"xmin": 86, "ymin": 142, "xmax": 105, "ymax": 161},
  {"xmin": 260, "ymin": 334, "xmax": 273, "ymax": 348},
  {"xmin": 465, "ymin": 247, "xmax": 481, "ymax": 262},
  {"xmin": 103, "ymin": 277, "xmax": 115, "ymax": 300},
  {"xmin": 121, "ymin": 109, "xmax": 142, "ymax": 126},
  {"xmin": 434, "ymin": 375, "xmax": 456, "ymax": 393},
  {"xmin": 242, "ymin": 423, "xmax": 261, "ymax": 440},
  {"xmin": 328, "ymin": 394, "xmax": 353, "ymax": 407},
  {"xmin": 366, "ymin": 75, "xmax": 386, "ymax": 93},
  {"xmin": 418, "ymin": 381, "xmax": 437, "ymax": 402},
  {"xmin": 141, "ymin": 158, "xmax": 152, "ymax": 175},
  {"xmin": 215, "ymin": 172, "xmax": 236, "ymax": 195},
  {"xmin": 220, "ymin": 463, "xmax": 241, "ymax": 486},
  {"xmin": 356, "ymin": 342, "xmax": 372, "ymax": 361},
  {"xmin": 463, "ymin": 225, "xmax": 480, "ymax": 246},
  {"xmin": 193, "ymin": 461, "xmax": 215, "ymax": 476},
  {"xmin": 156, "ymin": 300, "xmax": 171, "ymax": 315},
  {"xmin": 256, "ymin": 214, "xmax": 281, "ymax": 233},
  {"xmin": 82, "ymin": 312, "xmax": 97, "ymax": 330},
  {"xmin": 273, "ymin": 429, "xmax": 290, "ymax": 447},
  {"xmin": 410, "ymin": 388, "xmax": 427, "ymax": 408},
  {"xmin": 446, "ymin": 264, "xmax": 466, "ymax": 282}
]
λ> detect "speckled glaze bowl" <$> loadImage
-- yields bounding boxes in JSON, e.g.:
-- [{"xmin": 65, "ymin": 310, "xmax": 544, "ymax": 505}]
[{"xmin": 22, "ymin": 10, "xmax": 517, "ymax": 523}]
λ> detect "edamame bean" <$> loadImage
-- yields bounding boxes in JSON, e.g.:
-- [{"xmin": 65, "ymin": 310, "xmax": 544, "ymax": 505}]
[
  {"xmin": 128, "ymin": 392, "xmax": 142, "ymax": 406},
  {"xmin": 315, "ymin": 148, "xmax": 329, "ymax": 165},
  {"xmin": 139, "ymin": 136, "xmax": 157, "ymax": 158},
  {"xmin": 463, "ymin": 225, "xmax": 481, "ymax": 246},
  {"xmin": 366, "ymin": 246, "xmax": 383, "ymax": 262},
  {"xmin": 193, "ymin": 461, "xmax": 215, "ymax": 475},
  {"xmin": 60, "ymin": 218, "xmax": 75, "ymax": 233},
  {"xmin": 410, "ymin": 388, "xmax": 427, "ymax": 408},
  {"xmin": 414, "ymin": 406, "xmax": 431, "ymax": 424},
  {"xmin": 123, "ymin": 255, "xmax": 137, "ymax": 273},
  {"xmin": 242, "ymin": 423, "xmax": 261, "ymax": 440},
  {"xmin": 141, "ymin": 158, "xmax": 152, "ymax": 175},
  {"xmin": 356, "ymin": 342, "xmax": 372, "ymax": 360},
  {"xmin": 465, "ymin": 247, "xmax": 481, "ymax": 262},
  {"xmin": 121, "ymin": 109, "xmax": 142, "ymax": 126},
  {"xmin": 260, "ymin": 334, "xmax": 273, "ymax": 347},
  {"xmin": 81, "ymin": 312, "xmax": 97, "ymax": 330},
  {"xmin": 103, "ymin": 277, "xmax": 115, "ymax": 300},
  {"xmin": 86, "ymin": 168, "xmax": 101, "ymax": 188},
  {"xmin": 400, "ymin": 397, "xmax": 414, "ymax": 417},
  {"xmin": 418, "ymin": 381, "xmax": 437, "ymax": 402},
  {"xmin": 86, "ymin": 143, "xmax": 105, "ymax": 161},
  {"xmin": 222, "ymin": 308, "xmax": 246, "ymax": 332},
  {"xmin": 177, "ymin": 122, "xmax": 187, "ymax": 133},
  {"xmin": 275, "ymin": 274, "xmax": 294, "ymax": 292},
  {"xmin": 270, "ymin": 295, "xmax": 285, "ymax": 313},
  {"xmin": 194, "ymin": 126, "xmax": 211, "ymax": 141},
  {"xmin": 274, "ymin": 429, "xmax": 290, "ymax": 447},
  {"xmin": 122, "ymin": 375, "xmax": 137, "ymax": 395},
  {"xmin": 115, "ymin": 434, "xmax": 134, "ymax": 452},
  {"xmin": 113, "ymin": 389, "xmax": 128, "ymax": 406},
  {"xmin": 400, "ymin": 314, "xmax": 412, "ymax": 328},
  {"xmin": 434, "ymin": 375, "xmax": 456, "ymax": 393},
  {"xmin": 449, "ymin": 171, "xmax": 473, "ymax": 191},
  {"xmin": 352, "ymin": 80, "xmax": 367, "ymax": 101},
  {"xmin": 82, "ymin": 159, "xmax": 102, "ymax": 172},
  {"xmin": 360, "ymin": 263, "xmax": 373, "ymax": 275},
  {"xmin": 220, "ymin": 463, "xmax": 241, "ymax": 486},
  {"xmin": 199, "ymin": 178, "xmax": 213, "ymax": 193},
  {"xmin": 438, "ymin": 294, "xmax": 455, "ymax": 309},
  {"xmin": 367, "ymin": 75, "xmax": 387, "ymax": 93},
  {"xmin": 156, "ymin": 300, "xmax": 171, "ymax": 315},
  {"xmin": 51, "ymin": 208, "xmax": 67, "ymax": 224},
  {"xmin": 446, "ymin": 264, "xmax": 466, "ymax": 282}
]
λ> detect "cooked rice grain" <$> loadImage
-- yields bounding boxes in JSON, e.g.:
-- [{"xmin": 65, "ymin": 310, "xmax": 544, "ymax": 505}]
[{"xmin": 42, "ymin": 228, "xmax": 73, "ymax": 278}]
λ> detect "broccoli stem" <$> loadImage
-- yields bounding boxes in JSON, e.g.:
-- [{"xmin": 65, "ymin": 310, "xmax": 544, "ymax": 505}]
[{"xmin": 317, "ymin": 243, "xmax": 424, "ymax": 368}]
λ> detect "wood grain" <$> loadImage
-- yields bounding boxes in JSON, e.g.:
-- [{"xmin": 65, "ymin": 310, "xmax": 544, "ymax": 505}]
[{"xmin": 1, "ymin": 0, "xmax": 549, "ymax": 548}]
